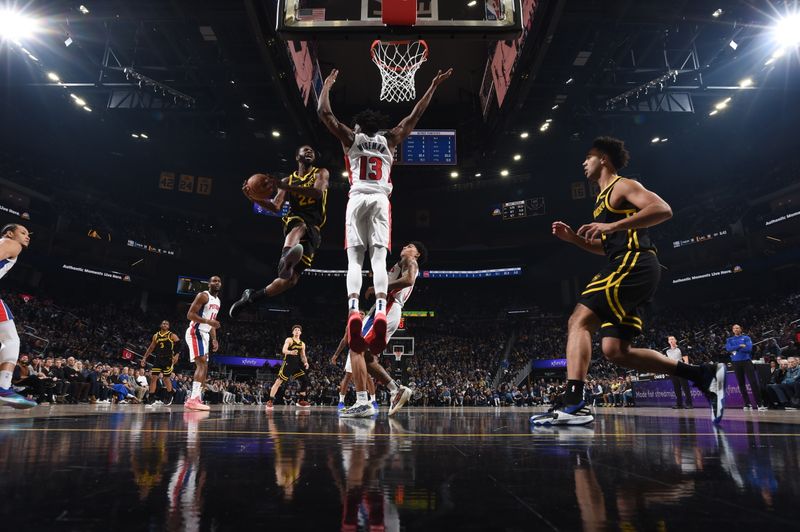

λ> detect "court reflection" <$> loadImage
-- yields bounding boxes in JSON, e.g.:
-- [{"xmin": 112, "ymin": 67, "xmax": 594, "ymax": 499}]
[{"xmin": 0, "ymin": 408, "xmax": 798, "ymax": 530}]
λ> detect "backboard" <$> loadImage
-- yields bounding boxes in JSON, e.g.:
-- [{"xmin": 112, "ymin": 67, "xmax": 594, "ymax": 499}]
[{"xmin": 277, "ymin": 0, "xmax": 524, "ymax": 40}]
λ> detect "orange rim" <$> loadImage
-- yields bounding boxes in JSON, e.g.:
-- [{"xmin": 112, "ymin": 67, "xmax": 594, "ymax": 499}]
[{"xmin": 370, "ymin": 39, "xmax": 429, "ymax": 72}]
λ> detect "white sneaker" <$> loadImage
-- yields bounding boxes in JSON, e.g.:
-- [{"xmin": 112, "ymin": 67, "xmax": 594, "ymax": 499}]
[
  {"xmin": 389, "ymin": 385, "xmax": 412, "ymax": 416},
  {"xmin": 757, "ymin": 406, "xmax": 768, "ymax": 411},
  {"xmin": 743, "ymin": 405, "xmax": 752, "ymax": 411},
  {"xmin": 340, "ymin": 401, "xmax": 377, "ymax": 418}
]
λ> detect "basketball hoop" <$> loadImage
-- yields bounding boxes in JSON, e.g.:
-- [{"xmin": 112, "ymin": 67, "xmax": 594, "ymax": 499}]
[{"xmin": 370, "ymin": 39, "xmax": 429, "ymax": 103}]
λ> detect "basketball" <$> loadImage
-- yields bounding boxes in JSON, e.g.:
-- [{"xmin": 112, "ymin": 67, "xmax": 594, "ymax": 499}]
[{"xmin": 246, "ymin": 173, "xmax": 276, "ymax": 201}]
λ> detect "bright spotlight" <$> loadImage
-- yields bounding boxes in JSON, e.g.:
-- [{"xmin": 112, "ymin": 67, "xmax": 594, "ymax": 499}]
[
  {"xmin": 140, "ymin": 133, "xmax": 149, "ymax": 139},
  {"xmin": 79, "ymin": 5, "xmax": 90, "ymax": 15},
  {"xmin": 450, "ymin": 171, "xmax": 459, "ymax": 178},
  {"xmin": 271, "ymin": 130, "xmax": 281, "ymax": 137},
  {"xmin": 651, "ymin": 137, "xmax": 660, "ymax": 143},
  {"xmin": 467, "ymin": 1, "xmax": 478, "ymax": 6},
  {"xmin": 714, "ymin": 100, "xmax": 729, "ymax": 110},
  {"xmin": 70, "ymin": 94, "xmax": 86, "ymax": 106},
  {"xmin": 712, "ymin": 9, "xmax": 723, "ymax": 18},
  {"xmin": 474, "ymin": 172, "xmax": 482, "ymax": 177},
  {"xmin": 551, "ymin": 104, "xmax": 559, "ymax": 110},
  {"xmin": 728, "ymin": 40, "xmax": 738, "ymax": 50},
  {"xmin": 341, "ymin": 171, "xmax": 348, "ymax": 178},
  {"xmin": 709, "ymin": 110, "xmax": 719, "ymax": 116},
  {"xmin": 131, "ymin": 134, "xmax": 140, "ymax": 138},
  {"xmin": 660, "ymin": 138, "xmax": 668, "ymax": 143},
  {"xmin": 739, "ymin": 77, "xmax": 753, "ymax": 88},
  {"xmin": 774, "ymin": 14, "xmax": 800, "ymax": 48},
  {"xmin": 513, "ymin": 154, "xmax": 522, "ymax": 161},
  {"xmin": 0, "ymin": 9, "xmax": 41, "ymax": 41},
  {"xmin": 47, "ymin": 72, "xmax": 60, "ymax": 81},
  {"xmin": 520, "ymin": 132, "xmax": 529, "ymax": 139},
  {"xmin": 82, "ymin": 106, "xmax": 92, "ymax": 112},
  {"xmin": 500, "ymin": 169, "xmax": 509, "ymax": 177}
]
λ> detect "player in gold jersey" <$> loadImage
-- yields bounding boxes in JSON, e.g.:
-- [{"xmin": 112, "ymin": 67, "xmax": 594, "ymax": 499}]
[
  {"xmin": 230, "ymin": 145, "xmax": 330, "ymax": 318},
  {"xmin": 142, "ymin": 320, "xmax": 180, "ymax": 404},
  {"xmin": 532, "ymin": 137, "xmax": 726, "ymax": 427},
  {"xmin": 266, "ymin": 325, "xmax": 311, "ymax": 409}
]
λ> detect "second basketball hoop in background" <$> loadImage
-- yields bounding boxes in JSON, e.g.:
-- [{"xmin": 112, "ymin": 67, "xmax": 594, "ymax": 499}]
[{"xmin": 371, "ymin": 39, "xmax": 429, "ymax": 102}]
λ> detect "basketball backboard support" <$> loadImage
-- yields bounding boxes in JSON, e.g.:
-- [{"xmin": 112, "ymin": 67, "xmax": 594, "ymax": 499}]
[{"xmin": 277, "ymin": 0, "xmax": 523, "ymax": 40}]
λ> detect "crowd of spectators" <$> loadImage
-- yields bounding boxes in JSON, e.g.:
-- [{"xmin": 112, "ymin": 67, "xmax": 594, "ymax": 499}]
[{"xmin": 4, "ymin": 285, "xmax": 799, "ymax": 409}]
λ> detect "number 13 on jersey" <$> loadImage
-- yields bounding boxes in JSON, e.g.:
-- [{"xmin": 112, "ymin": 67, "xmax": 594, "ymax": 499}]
[{"xmin": 358, "ymin": 156, "xmax": 383, "ymax": 181}]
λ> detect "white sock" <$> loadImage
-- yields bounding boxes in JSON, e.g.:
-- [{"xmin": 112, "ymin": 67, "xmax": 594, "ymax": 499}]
[
  {"xmin": 356, "ymin": 391, "xmax": 368, "ymax": 403},
  {"xmin": 348, "ymin": 298, "xmax": 359, "ymax": 313},
  {"xmin": 387, "ymin": 380, "xmax": 399, "ymax": 393},
  {"xmin": 191, "ymin": 381, "xmax": 202, "ymax": 399},
  {"xmin": 376, "ymin": 298, "xmax": 387, "ymax": 315},
  {"xmin": 339, "ymin": 394, "xmax": 345, "ymax": 403},
  {"xmin": 369, "ymin": 394, "xmax": 376, "ymax": 403},
  {"xmin": 0, "ymin": 369, "xmax": 12, "ymax": 389}
]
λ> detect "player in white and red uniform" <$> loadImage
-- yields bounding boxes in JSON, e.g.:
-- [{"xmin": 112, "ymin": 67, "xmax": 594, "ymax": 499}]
[
  {"xmin": 184, "ymin": 276, "xmax": 222, "ymax": 411},
  {"xmin": 318, "ymin": 67, "xmax": 451, "ymax": 413},
  {"xmin": 0, "ymin": 223, "xmax": 36, "ymax": 409},
  {"xmin": 340, "ymin": 241, "xmax": 426, "ymax": 418}
]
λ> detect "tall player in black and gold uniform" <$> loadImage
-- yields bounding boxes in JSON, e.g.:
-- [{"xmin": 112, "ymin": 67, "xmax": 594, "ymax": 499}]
[
  {"xmin": 141, "ymin": 320, "xmax": 180, "ymax": 404},
  {"xmin": 230, "ymin": 145, "xmax": 330, "ymax": 318},
  {"xmin": 532, "ymin": 137, "xmax": 726, "ymax": 427},
  {"xmin": 266, "ymin": 325, "xmax": 311, "ymax": 410}
]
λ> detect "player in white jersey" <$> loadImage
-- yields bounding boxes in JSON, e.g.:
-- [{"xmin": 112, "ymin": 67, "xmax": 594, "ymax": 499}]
[
  {"xmin": 318, "ymin": 66, "xmax": 450, "ymax": 410},
  {"xmin": 0, "ymin": 224, "xmax": 36, "ymax": 409},
  {"xmin": 340, "ymin": 241, "xmax": 425, "ymax": 418},
  {"xmin": 184, "ymin": 276, "xmax": 222, "ymax": 411}
]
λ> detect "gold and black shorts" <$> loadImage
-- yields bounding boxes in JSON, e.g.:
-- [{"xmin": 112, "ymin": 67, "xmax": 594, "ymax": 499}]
[{"xmin": 578, "ymin": 250, "xmax": 661, "ymax": 341}]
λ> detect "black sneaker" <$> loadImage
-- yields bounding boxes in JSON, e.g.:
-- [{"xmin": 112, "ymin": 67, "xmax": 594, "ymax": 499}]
[
  {"xmin": 229, "ymin": 288, "xmax": 255, "ymax": 319},
  {"xmin": 696, "ymin": 363, "xmax": 726, "ymax": 424},
  {"xmin": 277, "ymin": 244, "xmax": 304, "ymax": 280}
]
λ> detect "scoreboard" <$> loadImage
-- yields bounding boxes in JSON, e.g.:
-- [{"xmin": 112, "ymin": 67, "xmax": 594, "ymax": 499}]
[
  {"xmin": 395, "ymin": 130, "xmax": 456, "ymax": 165},
  {"xmin": 501, "ymin": 198, "xmax": 546, "ymax": 220}
]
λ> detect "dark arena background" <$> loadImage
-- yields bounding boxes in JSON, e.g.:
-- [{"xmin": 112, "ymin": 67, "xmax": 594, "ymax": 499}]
[{"xmin": 1, "ymin": 1, "xmax": 800, "ymax": 530}]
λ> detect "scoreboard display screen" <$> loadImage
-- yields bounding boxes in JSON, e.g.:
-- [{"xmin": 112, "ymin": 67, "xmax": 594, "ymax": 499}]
[
  {"xmin": 395, "ymin": 130, "xmax": 456, "ymax": 165},
  {"xmin": 501, "ymin": 198, "xmax": 546, "ymax": 220},
  {"xmin": 177, "ymin": 276, "xmax": 209, "ymax": 295}
]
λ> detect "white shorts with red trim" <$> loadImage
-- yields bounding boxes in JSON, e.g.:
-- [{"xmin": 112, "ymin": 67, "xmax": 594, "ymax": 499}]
[
  {"xmin": 0, "ymin": 299, "xmax": 14, "ymax": 322},
  {"xmin": 362, "ymin": 301, "xmax": 402, "ymax": 349},
  {"xmin": 344, "ymin": 193, "xmax": 391, "ymax": 251},
  {"xmin": 185, "ymin": 325, "xmax": 209, "ymax": 363}
]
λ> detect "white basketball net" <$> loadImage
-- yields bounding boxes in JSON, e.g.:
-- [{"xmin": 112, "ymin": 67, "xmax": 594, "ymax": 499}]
[{"xmin": 371, "ymin": 40, "xmax": 429, "ymax": 103}]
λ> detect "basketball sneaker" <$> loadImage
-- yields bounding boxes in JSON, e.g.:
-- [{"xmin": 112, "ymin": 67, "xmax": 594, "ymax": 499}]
[
  {"xmin": 229, "ymin": 288, "xmax": 256, "ymax": 319},
  {"xmin": 369, "ymin": 312, "xmax": 388, "ymax": 354},
  {"xmin": 347, "ymin": 312, "xmax": 367, "ymax": 353},
  {"xmin": 388, "ymin": 385, "xmax": 412, "ymax": 416},
  {"xmin": 340, "ymin": 401, "xmax": 377, "ymax": 418},
  {"xmin": 696, "ymin": 362, "xmax": 726, "ymax": 424},
  {"xmin": 277, "ymin": 243, "xmax": 304, "ymax": 280},
  {"xmin": 530, "ymin": 401, "xmax": 594, "ymax": 426},
  {"xmin": 184, "ymin": 397, "xmax": 210, "ymax": 412},
  {"xmin": 337, "ymin": 401, "xmax": 346, "ymax": 412},
  {"xmin": 0, "ymin": 388, "xmax": 37, "ymax": 409}
]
